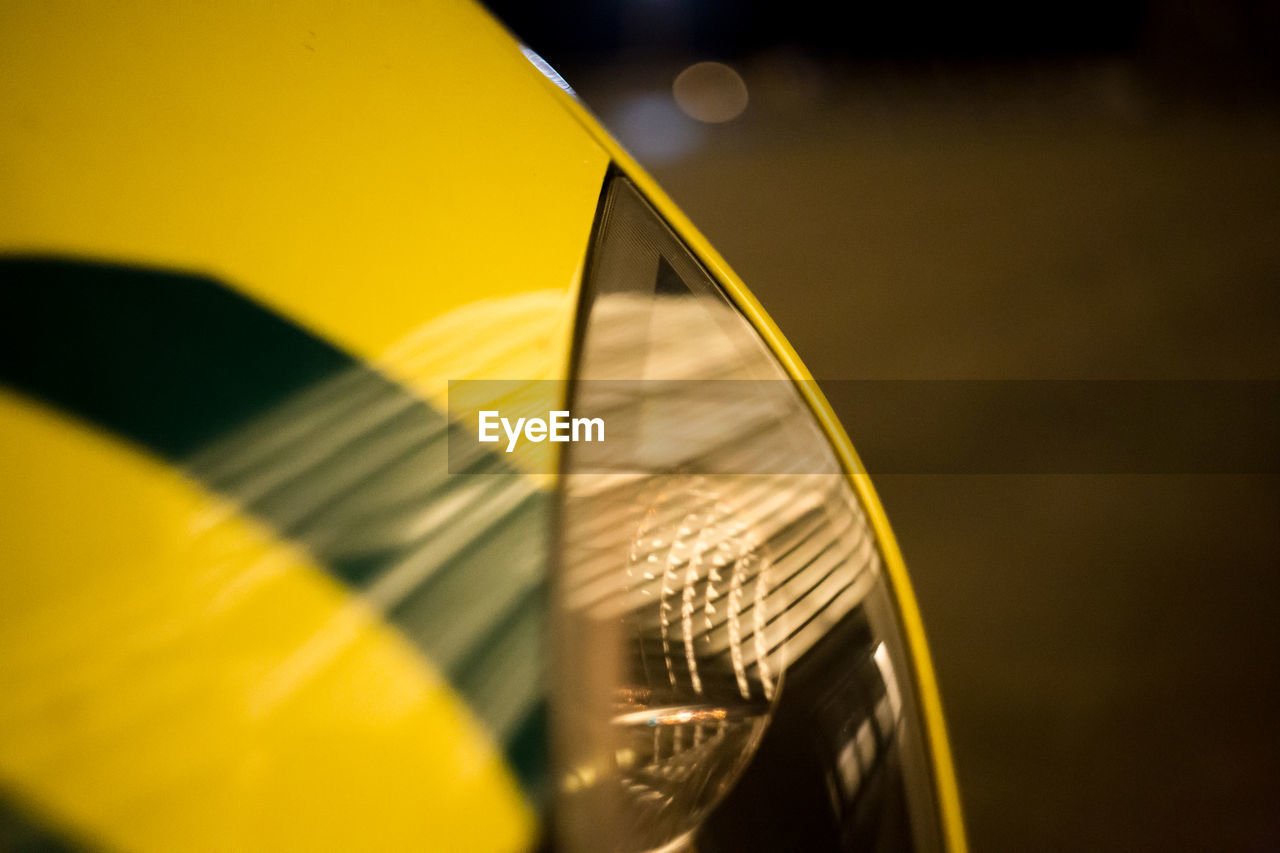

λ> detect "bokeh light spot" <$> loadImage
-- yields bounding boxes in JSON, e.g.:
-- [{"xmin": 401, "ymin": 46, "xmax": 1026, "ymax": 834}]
[{"xmin": 672, "ymin": 61, "xmax": 749, "ymax": 123}]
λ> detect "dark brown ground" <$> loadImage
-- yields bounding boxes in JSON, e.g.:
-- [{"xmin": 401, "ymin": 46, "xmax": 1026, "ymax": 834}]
[{"xmin": 578, "ymin": 67, "xmax": 1280, "ymax": 850}]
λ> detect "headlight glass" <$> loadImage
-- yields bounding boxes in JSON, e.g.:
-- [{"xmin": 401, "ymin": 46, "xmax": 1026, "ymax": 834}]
[{"xmin": 553, "ymin": 174, "xmax": 944, "ymax": 852}]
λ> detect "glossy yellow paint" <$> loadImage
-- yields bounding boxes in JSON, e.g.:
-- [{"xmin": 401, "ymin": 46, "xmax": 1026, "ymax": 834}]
[
  {"xmin": 1, "ymin": 1, "xmax": 609, "ymax": 847},
  {"xmin": 537, "ymin": 85, "xmax": 970, "ymax": 852},
  {"xmin": 0, "ymin": 390, "xmax": 534, "ymax": 851},
  {"xmin": 380, "ymin": 289, "xmax": 578, "ymax": 486},
  {"xmin": 0, "ymin": 0, "xmax": 607, "ymax": 398}
]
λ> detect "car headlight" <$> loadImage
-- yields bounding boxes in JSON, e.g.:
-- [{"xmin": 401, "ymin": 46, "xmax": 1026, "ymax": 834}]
[{"xmin": 551, "ymin": 173, "xmax": 947, "ymax": 851}]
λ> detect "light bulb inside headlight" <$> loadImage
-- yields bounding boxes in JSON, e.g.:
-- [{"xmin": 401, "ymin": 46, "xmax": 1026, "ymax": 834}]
[{"xmin": 553, "ymin": 175, "xmax": 943, "ymax": 852}]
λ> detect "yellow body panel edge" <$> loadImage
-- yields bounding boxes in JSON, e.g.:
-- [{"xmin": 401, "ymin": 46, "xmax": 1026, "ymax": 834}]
[{"xmin": 537, "ymin": 81, "xmax": 969, "ymax": 853}]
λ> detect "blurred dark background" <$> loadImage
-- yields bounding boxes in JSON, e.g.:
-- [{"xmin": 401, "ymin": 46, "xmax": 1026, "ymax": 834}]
[{"xmin": 485, "ymin": 2, "xmax": 1280, "ymax": 849}]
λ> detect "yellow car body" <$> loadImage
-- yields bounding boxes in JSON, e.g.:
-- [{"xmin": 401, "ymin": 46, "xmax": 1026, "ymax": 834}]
[{"xmin": 0, "ymin": 2, "xmax": 962, "ymax": 850}]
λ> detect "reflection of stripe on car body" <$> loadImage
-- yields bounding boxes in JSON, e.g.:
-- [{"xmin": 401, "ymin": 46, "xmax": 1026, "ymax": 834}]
[{"xmin": 0, "ymin": 255, "xmax": 548, "ymax": 793}]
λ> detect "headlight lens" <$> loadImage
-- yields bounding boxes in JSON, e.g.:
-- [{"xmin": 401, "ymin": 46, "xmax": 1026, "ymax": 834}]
[{"xmin": 553, "ymin": 175, "xmax": 944, "ymax": 851}]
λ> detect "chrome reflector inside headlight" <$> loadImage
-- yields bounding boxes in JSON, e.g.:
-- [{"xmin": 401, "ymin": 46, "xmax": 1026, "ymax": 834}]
[{"xmin": 553, "ymin": 175, "xmax": 944, "ymax": 852}]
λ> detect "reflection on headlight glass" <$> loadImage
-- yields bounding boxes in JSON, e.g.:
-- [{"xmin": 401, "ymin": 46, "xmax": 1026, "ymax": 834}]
[
  {"xmin": 561, "ymin": 467, "xmax": 883, "ymax": 849},
  {"xmin": 554, "ymin": 177, "xmax": 942, "ymax": 852}
]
